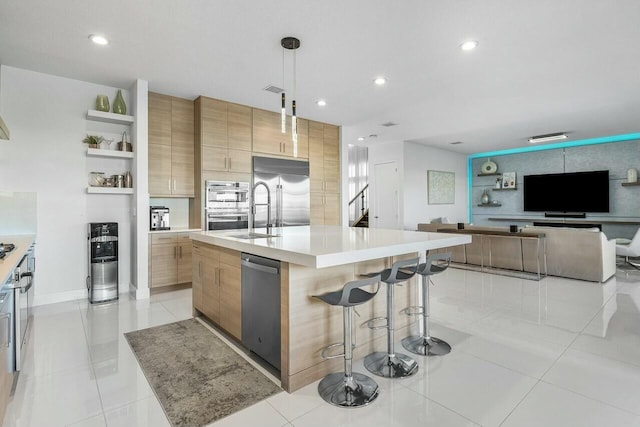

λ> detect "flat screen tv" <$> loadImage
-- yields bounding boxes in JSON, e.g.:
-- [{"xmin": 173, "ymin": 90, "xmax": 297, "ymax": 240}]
[{"xmin": 523, "ymin": 170, "xmax": 609, "ymax": 213}]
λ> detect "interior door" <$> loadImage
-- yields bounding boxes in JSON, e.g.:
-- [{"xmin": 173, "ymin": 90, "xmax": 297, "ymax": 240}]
[{"xmin": 373, "ymin": 161, "xmax": 400, "ymax": 229}]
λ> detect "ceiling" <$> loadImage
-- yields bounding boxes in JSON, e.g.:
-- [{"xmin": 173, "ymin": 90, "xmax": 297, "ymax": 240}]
[{"xmin": 1, "ymin": 0, "xmax": 639, "ymax": 154}]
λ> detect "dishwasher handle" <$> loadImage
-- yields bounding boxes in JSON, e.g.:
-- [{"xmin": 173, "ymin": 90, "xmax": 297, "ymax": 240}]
[{"xmin": 241, "ymin": 258, "xmax": 279, "ymax": 275}]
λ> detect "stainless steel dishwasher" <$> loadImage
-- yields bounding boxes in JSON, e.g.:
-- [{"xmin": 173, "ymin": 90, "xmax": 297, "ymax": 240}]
[{"xmin": 241, "ymin": 253, "xmax": 281, "ymax": 370}]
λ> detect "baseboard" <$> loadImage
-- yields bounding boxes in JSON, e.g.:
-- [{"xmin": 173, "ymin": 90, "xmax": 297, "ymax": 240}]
[
  {"xmin": 32, "ymin": 289, "xmax": 87, "ymax": 307},
  {"xmin": 33, "ymin": 282, "xmax": 140, "ymax": 306}
]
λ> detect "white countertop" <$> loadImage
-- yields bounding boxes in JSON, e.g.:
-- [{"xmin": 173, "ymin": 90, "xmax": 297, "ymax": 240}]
[
  {"xmin": 0, "ymin": 235, "xmax": 36, "ymax": 284},
  {"xmin": 190, "ymin": 226, "xmax": 471, "ymax": 268},
  {"xmin": 149, "ymin": 228, "xmax": 202, "ymax": 234}
]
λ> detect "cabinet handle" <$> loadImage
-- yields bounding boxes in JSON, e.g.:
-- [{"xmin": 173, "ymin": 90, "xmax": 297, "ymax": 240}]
[
  {"xmin": 168, "ymin": 179, "xmax": 172, "ymax": 192},
  {"xmin": 224, "ymin": 157, "xmax": 227, "ymax": 169},
  {"xmin": 173, "ymin": 179, "xmax": 177, "ymax": 191},
  {"xmin": 229, "ymin": 158, "xmax": 232, "ymax": 170},
  {"xmin": 173, "ymin": 246, "xmax": 177, "ymax": 259},
  {"xmin": 179, "ymin": 246, "xmax": 183, "ymax": 258},
  {"xmin": 283, "ymin": 142, "xmax": 286, "ymax": 152},
  {"xmin": 198, "ymin": 261, "xmax": 201, "ymax": 278},
  {"xmin": 216, "ymin": 267, "xmax": 220, "ymax": 285}
]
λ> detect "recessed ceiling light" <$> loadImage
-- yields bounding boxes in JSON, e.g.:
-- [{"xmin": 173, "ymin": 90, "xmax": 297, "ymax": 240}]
[
  {"xmin": 357, "ymin": 137, "xmax": 365, "ymax": 141},
  {"xmin": 460, "ymin": 40, "xmax": 478, "ymax": 51},
  {"xmin": 373, "ymin": 77, "xmax": 387, "ymax": 86},
  {"xmin": 89, "ymin": 34, "xmax": 110, "ymax": 46},
  {"xmin": 316, "ymin": 99, "xmax": 327, "ymax": 107},
  {"xmin": 528, "ymin": 132, "xmax": 568, "ymax": 143}
]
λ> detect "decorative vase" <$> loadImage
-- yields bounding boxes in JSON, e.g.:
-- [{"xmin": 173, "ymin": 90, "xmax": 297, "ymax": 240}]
[
  {"xmin": 495, "ymin": 178, "xmax": 502, "ymax": 189},
  {"xmin": 481, "ymin": 190, "xmax": 490, "ymax": 205},
  {"xmin": 95, "ymin": 95, "xmax": 110, "ymax": 112},
  {"xmin": 113, "ymin": 89, "xmax": 127, "ymax": 115},
  {"xmin": 627, "ymin": 168, "xmax": 638, "ymax": 183}
]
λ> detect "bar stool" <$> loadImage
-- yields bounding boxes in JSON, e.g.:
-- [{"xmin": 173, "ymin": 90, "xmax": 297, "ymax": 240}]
[
  {"xmin": 363, "ymin": 258, "xmax": 419, "ymax": 379},
  {"xmin": 401, "ymin": 252, "xmax": 452, "ymax": 356},
  {"xmin": 314, "ymin": 275, "xmax": 382, "ymax": 408}
]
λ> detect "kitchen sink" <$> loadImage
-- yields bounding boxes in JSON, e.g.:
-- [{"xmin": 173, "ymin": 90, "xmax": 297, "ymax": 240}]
[{"xmin": 228, "ymin": 232, "xmax": 280, "ymax": 239}]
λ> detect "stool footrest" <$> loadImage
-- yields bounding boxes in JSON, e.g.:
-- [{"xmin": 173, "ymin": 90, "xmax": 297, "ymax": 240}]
[
  {"xmin": 400, "ymin": 306, "xmax": 424, "ymax": 316},
  {"xmin": 320, "ymin": 342, "xmax": 352, "ymax": 360},
  {"xmin": 362, "ymin": 316, "xmax": 388, "ymax": 330}
]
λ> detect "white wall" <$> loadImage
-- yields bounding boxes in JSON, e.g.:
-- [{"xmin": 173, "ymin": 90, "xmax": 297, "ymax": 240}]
[
  {"xmin": 0, "ymin": 192, "xmax": 37, "ymax": 234},
  {"xmin": 403, "ymin": 142, "xmax": 468, "ymax": 229},
  {"xmin": 0, "ymin": 66, "xmax": 135, "ymax": 305}
]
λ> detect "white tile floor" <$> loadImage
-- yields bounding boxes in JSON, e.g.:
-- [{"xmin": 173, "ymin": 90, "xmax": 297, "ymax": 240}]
[{"xmin": 4, "ymin": 267, "xmax": 640, "ymax": 427}]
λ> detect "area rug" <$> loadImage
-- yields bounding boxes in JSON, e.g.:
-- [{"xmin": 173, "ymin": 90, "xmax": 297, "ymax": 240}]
[{"xmin": 124, "ymin": 318, "xmax": 282, "ymax": 427}]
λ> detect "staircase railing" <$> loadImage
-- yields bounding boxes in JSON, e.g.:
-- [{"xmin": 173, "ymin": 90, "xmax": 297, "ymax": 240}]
[{"xmin": 348, "ymin": 184, "xmax": 369, "ymax": 226}]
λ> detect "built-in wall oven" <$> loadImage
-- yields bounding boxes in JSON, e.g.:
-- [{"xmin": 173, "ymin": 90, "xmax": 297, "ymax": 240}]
[{"xmin": 205, "ymin": 180, "xmax": 250, "ymax": 231}]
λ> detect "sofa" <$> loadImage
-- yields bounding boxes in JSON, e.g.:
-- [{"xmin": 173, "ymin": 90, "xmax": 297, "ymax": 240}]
[{"xmin": 417, "ymin": 223, "xmax": 616, "ymax": 282}]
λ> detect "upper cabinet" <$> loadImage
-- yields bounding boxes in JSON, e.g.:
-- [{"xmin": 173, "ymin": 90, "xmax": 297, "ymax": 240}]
[
  {"xmin": 197, "ymin": 97, "xmax": 252, "ymax": 174},
  {"xmin": 309, "ymin": 121, "xmax": 340, "ymax": 225},
  {"xmin": 252, "ymin": 108, "xmax": 308, "ymax": 159},
  {"xmin": 148, "ymin": 92, "xmax": 195, "ymax": 197}
]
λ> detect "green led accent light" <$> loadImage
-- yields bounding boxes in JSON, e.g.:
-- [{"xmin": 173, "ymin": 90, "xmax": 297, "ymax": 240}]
[{"xmin": 466, "ymin": 132, "xmax": 640, "ymax": 221}]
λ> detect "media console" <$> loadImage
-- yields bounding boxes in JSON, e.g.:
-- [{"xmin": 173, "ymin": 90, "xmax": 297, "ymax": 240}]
[{"xmin": 532, "ymin": 221, "xmax": 602, "ymax": 231}]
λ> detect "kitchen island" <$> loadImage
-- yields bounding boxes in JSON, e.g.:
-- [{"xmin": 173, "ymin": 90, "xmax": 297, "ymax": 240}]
[{"xmin": 190, "ymin": 225, "xmax": 470, "ymax": 392}]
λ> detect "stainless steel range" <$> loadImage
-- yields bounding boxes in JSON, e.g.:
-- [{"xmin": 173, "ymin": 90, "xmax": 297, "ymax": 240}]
[{"xmin": 1, "ymin": 243, "xmax": 35, "ymax": 374}]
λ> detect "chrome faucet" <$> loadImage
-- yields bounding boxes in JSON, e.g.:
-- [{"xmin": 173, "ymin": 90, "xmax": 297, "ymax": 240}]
[{"xmin": 251, "ymin": 181, "xmax": 272, "ymax": 233}]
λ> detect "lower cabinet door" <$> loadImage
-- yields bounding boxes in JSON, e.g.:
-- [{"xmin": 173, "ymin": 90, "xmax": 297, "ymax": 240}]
[
  {"xmin": 151, "ymin": 244, "xmax": 177, "ymax": 287},
  {"xmin": 177, "ymin": 242, "xmax": 192, "ymax": 284},
  {"xmin": 192, "ymin": 248, "xmax": 203, "ymax": 312},
  {"xmin": 202, "ymin": 261, "xmax": 220, "ymax": 324}
]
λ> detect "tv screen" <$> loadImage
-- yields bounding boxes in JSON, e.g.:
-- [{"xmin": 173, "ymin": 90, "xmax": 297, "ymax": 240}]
[{"xmin": 523, "ymin": 170, "xmax": 609, "ymax": 213}]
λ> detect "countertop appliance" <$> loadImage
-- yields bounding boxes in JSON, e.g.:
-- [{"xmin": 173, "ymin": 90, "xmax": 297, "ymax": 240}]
[
  {"xmin": 150, "ymin": 206, "xmax": 170, "ymax": 230},
  {"xmin": 252, "ymin": 156, "xmax": 309, "ymax": 228},
  {"xmin": 241, "ymin": 253, "xmax": 281, "ymax": 370},
  {"xmin": 87, "ymin": 223, "xmax": 118, "ymax": 304},
  {"xmin": 205, "ymin": 180, "xmax": 249, "ymax": 231}
]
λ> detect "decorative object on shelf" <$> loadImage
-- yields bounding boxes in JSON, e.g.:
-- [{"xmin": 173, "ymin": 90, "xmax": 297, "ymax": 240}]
[
  {"xmin": 491, "ymin": 200, "xmax": 499, "ymax": 205},
  {"xmin": 495, "ymin": 178, "xmax": 502, "ymax": 189},
  {"xmin": 281, "ymin": 36, "xmax": 301, "ymax": 157},
  {"xmin": 427, "ymin": 170, "xmax": 455, "ymax": 204},
  {"xmin": 102, "ymin": 137, "xmax": 114, "ymax": 150},
  {"xmin": 113, "ymin": 89, "xmax": 127, "ymax": 114},
  {"xmin": 82, "ymin": 134, "xmax": 104, "ymax": 149},
  {"xmin": 124, "ymin": 171, "xmax": 133, "ymax": 188},
  {"xmin": 89, "ymin": 171, "xmax": 105, "ymax": 187},
  {"xmin": 502, "ymin": 172, "xmax": 516, "ymax": 189},
  {"xmin": 118, "ymin": 131, "xmax": 133, "ymax": 152},
  {"xmin": 509, "ymin": 225, "xmax": 518, "ymax": 233},
  {"xmin": 95, "ymin": 95, "xmax": 110, "ymax": 112},
  {"xmin": 480, "ymin": 158, "xmax": 498, "ymax": 175},
  {"xmin": 457, "ymin": 222, "xmax": 465, "ymax": 230},
  {"xmin": 627, "ymin": 168, "xmax": 638, "ymax": 183},
  {"xmin": 481, "ymin": 189, "xmax": 490, "ymax": 205},
  {"xmin": 113, "ymin": 175, "xmax": 124, "ymax": 188}
]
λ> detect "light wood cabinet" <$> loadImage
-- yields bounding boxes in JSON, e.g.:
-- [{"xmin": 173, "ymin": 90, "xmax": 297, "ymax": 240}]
[
  {"xmin": 192, "ymin": 244, "xmax": 203, "ymax": 312},
  {"xmin": 252, "ymin": 108, "xmax": 308, "ymax": 159},
  {"xmin": 309, "ymin": 121, "xmax": 340, "ymax": 225},
  {"xmin": 148, "ymin": 92, "xmax": 195, "ymax": 197},
  {"xmin": 149, "ymin": 233, "xmax": 193, "ymax": 288},
  {"xmin": 198, "ymin": 97, "xmax": 252, "ymax": 174},
  {"xmin": 193, "ymin": 241, "xmax": 242, "ymax": 340}
]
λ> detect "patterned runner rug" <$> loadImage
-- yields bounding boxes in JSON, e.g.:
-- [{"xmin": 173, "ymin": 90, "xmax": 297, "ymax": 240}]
[{"xmin": 125, "ymin": 318, "xmax": 281, "ymax": 427}]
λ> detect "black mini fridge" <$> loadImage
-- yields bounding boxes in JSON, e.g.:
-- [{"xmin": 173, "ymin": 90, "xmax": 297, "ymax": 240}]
[{"xmin": 87, "ymin": 223, "xmax": 118, "ymax": 303}]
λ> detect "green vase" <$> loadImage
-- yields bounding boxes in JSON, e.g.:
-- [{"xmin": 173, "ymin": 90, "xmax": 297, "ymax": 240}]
[
  {"xmin": 95, "ymin": 95, "xmax": 109, "ymax": 112},
  {"xmin": 113, "ymin": 90, "xmax": 127, "ymax": 115}
]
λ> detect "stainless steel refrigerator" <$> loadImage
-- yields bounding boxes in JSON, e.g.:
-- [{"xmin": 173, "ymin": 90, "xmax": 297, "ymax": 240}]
[{"xmin": 252, "ymin": 156, "xmax": 310, "ymax": 227}]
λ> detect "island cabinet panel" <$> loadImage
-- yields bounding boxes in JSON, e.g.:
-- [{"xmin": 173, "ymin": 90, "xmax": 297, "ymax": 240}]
[
  {"xmin": 192, "ymin": 244, "xmax": 203, "ymax": 312},
  {"xmin": 193, "ymin": 242, "xmax": 242, "ymax": 340},
  {"xmin": 283, "ymin": 256, "xmax": 416, "ymax": 392}
]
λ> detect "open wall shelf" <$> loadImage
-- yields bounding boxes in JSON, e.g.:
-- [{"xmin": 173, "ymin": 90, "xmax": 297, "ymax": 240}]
[
  {"xmin": 86, "ymin": 148, "xmax": 134, "ymax": 159},
  {"xmin": 621, "ymin": 182, "xmax": 640, "ymax": 187},
  {"xmin": 87, "ymin": 187, "xmax": 134, "ymax": 195},
  {"xmin": 86, "ymin": 110, "xmax": 135, "ymax": 125}
]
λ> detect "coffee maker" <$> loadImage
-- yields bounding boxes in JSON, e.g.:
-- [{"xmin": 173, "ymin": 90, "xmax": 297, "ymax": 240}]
[{"xmin": 150, "ymin": 206, "xmax": 170, "ymax": 230}]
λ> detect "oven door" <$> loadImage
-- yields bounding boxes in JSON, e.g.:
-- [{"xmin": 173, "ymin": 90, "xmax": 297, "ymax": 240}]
[
  {"xmin": 205, "ymin": 181, "xmax": 249, "ymax": 212},
  {"xmin": 207, "ymin": 214, "xmax": 249, "ymax": 231}
]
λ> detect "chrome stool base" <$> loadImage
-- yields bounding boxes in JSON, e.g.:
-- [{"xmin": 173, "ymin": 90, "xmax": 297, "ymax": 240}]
[
  {"xmin": 318, "ymin": 372, "xmax": 380, "ymax": 408},
  {"xmin": 364, "ymin": 351, "xmax": 418, "ymax": 378},
  {"xmin": 401, "ymin": 335, "xmax": 451, "ymax": 356}
]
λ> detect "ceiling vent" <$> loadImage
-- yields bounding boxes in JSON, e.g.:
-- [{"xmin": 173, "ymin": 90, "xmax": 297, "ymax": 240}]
[
  {"xmin": 380, "ymin": 122, "xmax": 398, "ymax": 127},
  {"xmin": 449, "ymin": 141, "xmax": 464, "ymax": 145},
  {"xmin": 263, "ymin": 85, "xmax": 284, "ymax": 94}
]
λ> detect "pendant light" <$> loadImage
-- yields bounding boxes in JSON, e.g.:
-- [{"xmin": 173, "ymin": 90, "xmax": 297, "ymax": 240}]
[
  {"xmin": 281, "ymin": 47, "xmax": 286, "ymax": 134},
  {"xmin": 281, "ymin": 36, "xmax": 300, "ymax": 157}
]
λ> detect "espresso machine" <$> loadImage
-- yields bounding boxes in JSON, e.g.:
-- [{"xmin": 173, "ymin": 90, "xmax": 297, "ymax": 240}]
[{"xmin": 150, "ymin": 206, "xmax": 170, "ymax": 230}]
